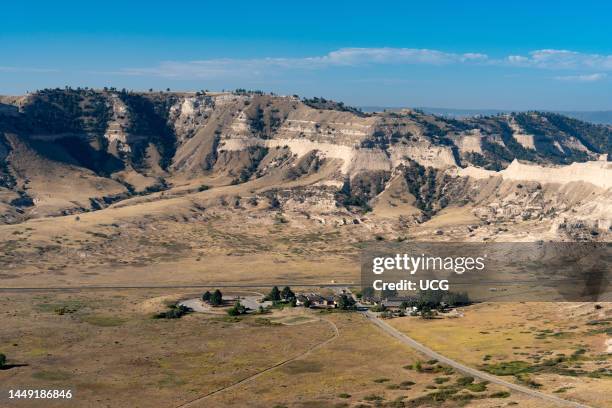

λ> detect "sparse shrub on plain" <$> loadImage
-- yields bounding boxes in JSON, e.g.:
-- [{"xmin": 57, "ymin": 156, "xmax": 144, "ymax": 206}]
[
  {"xmin": 490, "ymin": 391, "xmax": 511, "ymax": 398},
  {"xmin": 456, "ymin": 376, "xmax": 474, "ymax": 386},
  {"xmin": 155, "ymin": 304, "xmax": 192, "ymax": 319},
  {"xmin": 227, "ymin": 301, "xmax": 247, "ymax": 316}
]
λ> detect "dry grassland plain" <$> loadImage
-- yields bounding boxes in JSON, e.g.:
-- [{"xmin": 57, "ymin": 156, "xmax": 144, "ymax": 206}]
[
  {"xmin": 389, "ymin": 302, "xmax": 612, "ymax": 407},
  {"xmin": 0, "ymin": 290, "xmax": 555, "ymax": 408},
  {"xmin": 0, "ymin": 205, "xmax": 361, "ymax": 288}
]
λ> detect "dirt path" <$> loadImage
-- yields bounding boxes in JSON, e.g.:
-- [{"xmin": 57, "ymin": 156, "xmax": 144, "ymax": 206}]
[
  {"xmin": 364, "ymin": 311, "xmax": 591, "ymax": 408},
  {"xmin": 174, "ymin": 317, "xmax": 339, "ymax": 408}
]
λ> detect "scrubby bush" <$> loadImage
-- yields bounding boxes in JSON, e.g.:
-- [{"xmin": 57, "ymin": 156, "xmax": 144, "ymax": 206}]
[
  {"xmin": 227, "ymin": 301, "xmax": 247, "ymax": 316},
  {"xmin": 456, "ymin": 376, "xmax": 474, "ymax": 386},
  {"xmin": 420, "ymin": 306, "xmax": 436, "ymax": 319},
  {"xmin": 466, "ymin": 382, "xmax": 488, "ymax": 392},
  {"xmin": 155, "ymin": 304, "xmax": 192, "ymax": 319}
]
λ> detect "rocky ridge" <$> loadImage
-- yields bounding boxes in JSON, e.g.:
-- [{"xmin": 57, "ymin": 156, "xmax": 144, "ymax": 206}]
[{"xmin": 0, "ymin": 88, "xmax": 610, "ymax": 240}]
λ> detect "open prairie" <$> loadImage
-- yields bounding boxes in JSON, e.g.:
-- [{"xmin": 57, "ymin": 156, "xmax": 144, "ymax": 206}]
[
  {"xmin": 0, "ymin": 289, "xmax": 556, "ymax": 408},
  {"xmin": 0, "ymin": 199, "xmax": 362, "ymax": 289},
  {"xmin": 389, "ymin": 302, "xmax": 612, "ymax": 407}
]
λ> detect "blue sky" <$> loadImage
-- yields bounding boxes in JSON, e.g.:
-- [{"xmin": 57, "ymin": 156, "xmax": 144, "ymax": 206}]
[{"xmin": 1, "ymin": 0, "xmax": 611, "ymax": 110}]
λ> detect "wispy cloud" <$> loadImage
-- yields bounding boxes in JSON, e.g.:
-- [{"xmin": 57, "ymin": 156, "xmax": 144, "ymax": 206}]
[
  {"xmin": 118, "ymin": 48, "xmax": 612, "ymax": 79},
  {"xmin": 321, "ymin": 48, "xmax": 488, "ymax": 65},
  {"xmin": 554, "ymin": 73, "xmax": 607, "ymax": 82},
  {"xmin": 120, "ymin": 48, "xmax": 490, "ymax": 79},
  {"xmin": 505, "ymin": 50, "xmax": 612, "ymax": 70},
  {"xmin": 0, "ymin": 66, "xmax": 59, "ymax": 73}
]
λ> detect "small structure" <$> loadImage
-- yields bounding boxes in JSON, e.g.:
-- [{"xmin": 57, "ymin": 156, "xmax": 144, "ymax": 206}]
[
  {"xmin": 295, "ymin": 294, "xmax": 309, "ymax": 307},
  {"xmin": 382, "ymin": 299, "xmax": 406, "ymax": 311},
  {"xmin": 296, "ymin": 293, "xmax": 336, "ymax": 308}
]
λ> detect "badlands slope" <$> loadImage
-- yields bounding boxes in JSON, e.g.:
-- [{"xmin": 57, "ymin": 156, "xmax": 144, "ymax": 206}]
[{"xmin": 0, "ymin": 88, "xmax": 609, "ymax": 245}]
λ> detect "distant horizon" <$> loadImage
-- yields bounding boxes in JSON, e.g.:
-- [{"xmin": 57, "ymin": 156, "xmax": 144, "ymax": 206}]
[
  {"xmin": 4, "ymin": 87, "xmax": 612, "ymax": 114},
  {"xmin": 362, "ymin": 105, "xmax": 612, "ymax": 113}
]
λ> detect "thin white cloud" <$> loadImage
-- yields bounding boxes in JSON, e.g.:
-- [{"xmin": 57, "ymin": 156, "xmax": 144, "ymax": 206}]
[
  {"xmin": 554, "ymin": 73, "xmax": 607, "ymax": 82},
  {"xmin": 505, "ymin": 49, "xmax": 612, "ymax": 70},
  {"xmin": 322, "ymin": 47, "xmax": 488, "ymax": 65},
  {"xmin": 120, "ymin": 47, "xmax": 490, "ymax": 79},
  {"xmin": 0, "ymin": 66, "xmax": 59, "ymax": 73},
  {"xmin": 118, "ymin": 48, "xmax": 612, "ymax": 79}
]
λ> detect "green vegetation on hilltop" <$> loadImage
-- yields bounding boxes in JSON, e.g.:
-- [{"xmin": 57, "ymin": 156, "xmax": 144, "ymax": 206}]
[
  {"xmin": 401, "ymin": 160, "xmax": 452, "ymax": 216},
  {"xmin": 22, "ymin": 88, "xmax": 111, "ymax": 135},
  {"xmin": 512, "ymin": 112, "xmax": 597, "ymax": 163},
  {"xmin": 302, "ymin": 96, "xmax": 365, "ymax": 116},
  {"xmin": 336, "ymin": 171, "xmax": 389, "ymax": 212},
  {"xmin": 117, "ymin": 91, "xmax": 177, "ymax": 169}
]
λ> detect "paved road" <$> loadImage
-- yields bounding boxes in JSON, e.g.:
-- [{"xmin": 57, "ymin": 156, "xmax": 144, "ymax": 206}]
[
  {"xmin": 238, "ymin": 295, "xmax": 272, "ymax": 311},
  {"xmin": 0, "ymin": 283, "xmax": 354, "ymax": 292},
  {"xmin": 363, "ymin": 311, "xmax": 591, "ymax": 408},
  {"xmin": 175, "ymin": 317, "xmax": 339, "ymax": 408},
  {"xmin": 178, "ymin": 298, "xmax": 215, "ymax": 313}
]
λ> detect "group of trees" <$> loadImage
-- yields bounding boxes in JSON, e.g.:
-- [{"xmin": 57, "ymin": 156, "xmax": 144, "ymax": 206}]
[
  {"xmin": 202, "ymin": 289, "xmax": 223, "ymax": 306},
  {"xmin": 233, "ymin": 88, "xmax": 264, "ymax": 95},
  {"xmin": 155, "ymin": 304, "xmax": 192, "ymax": 319},
  {"xmin": 265, "ymin": 286, "xmax": 295, "ymax": 304},
  {"xmin": 366, "ymin": 288, "xmax": 470, "ymax": 319},
  {"xmin": 336, "ymin": 294, "xmax": 356, "ymax": 310},
  {"xmin": 200, "ymin": 289, "xmax": 251, "ymax": 316},
  {"xmin": 400, "ymin": 290, "xmax": 470, "ymax": 319},
  {"xmin": 363, "ymin": 288, "xmax": 470, "ymax": 310},
  {"xmin": 201, "ymin": 286, "xmax": 298, "ymax": 317},
  {"xmin": 199, "ymin": 286, "xmax": 359, "ymax": 315},
  {"xmin": 406, "ymin": 290, "xmax": 470, "ymax": 310}
]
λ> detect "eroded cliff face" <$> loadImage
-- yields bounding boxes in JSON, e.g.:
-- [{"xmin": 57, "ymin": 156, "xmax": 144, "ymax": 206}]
[{"xmin": 0, "ymin": 89, "xmax": 610, "ymax": 240}]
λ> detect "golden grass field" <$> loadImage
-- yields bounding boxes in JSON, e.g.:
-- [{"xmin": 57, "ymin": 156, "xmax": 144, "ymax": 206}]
[
  {"xmin": 389, "ymin": 302, "xmax": 612, "ymax": 407},
  {"xmin": 0, "ymin": 200, "xmax": 362, "ymax": 288},
  {"xmin": 0, "ymin": 289, "xmax": 561, "ymax": 408}
]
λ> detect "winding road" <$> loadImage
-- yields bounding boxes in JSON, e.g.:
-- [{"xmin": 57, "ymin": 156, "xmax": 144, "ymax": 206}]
[{"xmin": 363, "ymin": 311, "xmax": 591, "ymax": 408}]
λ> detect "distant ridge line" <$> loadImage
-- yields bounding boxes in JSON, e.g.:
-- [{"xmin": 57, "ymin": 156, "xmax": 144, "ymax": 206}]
[{"xmin": 359, "ymin": 106, "xmax": 612, "ymax": 125}]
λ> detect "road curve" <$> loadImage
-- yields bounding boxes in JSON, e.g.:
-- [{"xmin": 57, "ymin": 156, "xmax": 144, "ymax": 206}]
[
  {"xmin": 175, "ymin": 317, "xmax": 339, "ymax": 408},
  {"xmin": 363, "ymin": 311, "xmax": 591, "ymax": 408}
]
